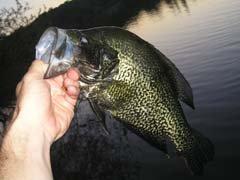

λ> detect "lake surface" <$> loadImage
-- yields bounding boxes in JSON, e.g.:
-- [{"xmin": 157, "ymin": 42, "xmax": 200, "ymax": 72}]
[
  {"xmin": 127, "ymin": 0, "xmax": 240, "ymax": 178},
  {"xmin": 0, "ymin": 0, "xmax": 240, "ymax": 179}
]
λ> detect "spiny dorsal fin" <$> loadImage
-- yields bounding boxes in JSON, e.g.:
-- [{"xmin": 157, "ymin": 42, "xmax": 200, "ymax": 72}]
[
  {"xmin": 167, "ymin": 59, "xmax": 194, "ymax": 109},
  {"xmin": 157, "ymin": 51, "xmax": 195, "ymax": 109}
]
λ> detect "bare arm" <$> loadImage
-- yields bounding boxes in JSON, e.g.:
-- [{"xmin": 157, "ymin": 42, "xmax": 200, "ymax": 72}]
[
  {"xmin": 0, "ymin": 60, "xmax": 80, "ymax": 180},
  {"xmin": 0, "ymin": 118, "xmax": 53, "ymax": 180}
]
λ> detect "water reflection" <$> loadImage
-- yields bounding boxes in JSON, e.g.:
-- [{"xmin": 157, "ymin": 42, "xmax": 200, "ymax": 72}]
[
  {"xmin": 51, "ymin": 102, "xmax": 141, "ymax": 180},
  {"xmin": 128, "ymin": 0, "xmax": 240, "ymax": 179},
  {"xmin": 161, "ymin": 0, "xmax": 189, "ymax": 12},
  {"xmin": 0, "ymin": 0, "xmax": 191, "ymax": 38}
]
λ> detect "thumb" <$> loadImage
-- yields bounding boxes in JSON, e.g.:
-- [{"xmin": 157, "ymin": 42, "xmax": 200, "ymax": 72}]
[{"xmin": 26, "ymin": 60, "xmax": 48, "ymax": 80}]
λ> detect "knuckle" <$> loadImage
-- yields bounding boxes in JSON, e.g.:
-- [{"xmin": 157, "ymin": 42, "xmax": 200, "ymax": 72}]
[
  {"xmin": 16, "ymin": 81, "xmax": 22, "ymax": 89},
  {"xmin": 16, "ymin": 81, "xmax": 22, "ymax": 95},
  {"xmin": 22, "ymin": 73, "xmax": 33, "ymax": 83}
]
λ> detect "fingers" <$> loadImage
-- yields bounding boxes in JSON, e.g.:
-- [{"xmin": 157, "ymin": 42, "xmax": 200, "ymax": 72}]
[
  {"xmin": 53, "ymin": 68, "xmax": 80, "ymax": 88},
  {"xmin": 65, "ymin": 68, "xmax": 80, "ymax": 97},
  {"xmin": 24, "ymin": 60, "xmax": 48, "ymax": 81},
  {"xmin": 64, "ymin": 78, "xmax": 80, "ymax": 97},
  {"xmin": 67, "ymin": 68, "xmax": 80, "ymax": 81},
  {"xmin": 62, "ymin": 68, "xmax": 80, "ymax": 105},
  {"xmin": 16, "ymin": 81, "xmax": 22, "ymax": 97},
  {"xmin": 66, "ymin": 86, "xmax": 80, "ymax": 97},
  {"xmin": 16, "ymin": 60, "xmax": 48, "ymax": 97},
  {"xmin": 51, "ymin": 74, "xmax": 64, "ymax": 87}
]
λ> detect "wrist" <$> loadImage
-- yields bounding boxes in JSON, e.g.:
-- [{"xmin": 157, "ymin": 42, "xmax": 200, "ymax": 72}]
[
  {"xmin": 2, "ymin": 113, "xmax": 52, "ymax": 168},
  {"xmin": 0, "ymin": 111, "xmax": 54, "ymax": 180}
]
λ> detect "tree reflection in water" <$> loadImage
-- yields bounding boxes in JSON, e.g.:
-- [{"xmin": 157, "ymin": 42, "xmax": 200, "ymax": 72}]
[{"xmin": 51, "ymin": 101, "xmax": 141, "ymax": 180}]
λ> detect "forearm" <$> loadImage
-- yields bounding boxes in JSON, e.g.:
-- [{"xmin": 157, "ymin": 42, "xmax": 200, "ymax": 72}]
[
  {"xmin": 0, "ymin": 114, "xmax": 53, "ymax": 180},
  {"xmin": 0, "ymin": 60, "xmax": 80, "ymax": 180}
]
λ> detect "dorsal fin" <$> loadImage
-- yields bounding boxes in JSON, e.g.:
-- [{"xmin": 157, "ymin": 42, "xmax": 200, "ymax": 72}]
[
  {"xmin": 166, "ymin": 57, "xmax": 194, "ymax": 109},
  {"xmin": 157, "ymin": 51, "xmax": 195, "ymax": 109}
]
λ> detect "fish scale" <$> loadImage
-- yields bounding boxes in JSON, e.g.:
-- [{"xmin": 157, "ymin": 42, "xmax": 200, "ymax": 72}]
[
  {"xmin": 37, "ymin": 26, "xmax": 214, "ymax": 175},
  {"xmin": 82, "ymin": 27, "xmax": 214, "ymax": 175},
  {"xmin": 96, "ymin": 48, "xmax": 188, "ymax": 150}
]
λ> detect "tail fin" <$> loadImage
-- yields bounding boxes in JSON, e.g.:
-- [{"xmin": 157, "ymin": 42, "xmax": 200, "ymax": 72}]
[{"xmin": 178, "ymin": 129, "xmax": 214, "ymax": 175}]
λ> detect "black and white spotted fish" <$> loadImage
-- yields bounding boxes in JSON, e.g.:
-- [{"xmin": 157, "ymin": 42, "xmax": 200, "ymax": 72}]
[{"xmin": 36, "ymin": 26, "xmax": 214, "ymax": 175}]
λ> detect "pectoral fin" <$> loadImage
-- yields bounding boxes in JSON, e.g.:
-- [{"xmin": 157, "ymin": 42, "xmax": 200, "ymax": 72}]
[{"xmin": 88, "ymin": 99, "xmax": 110, "ymax": 135}]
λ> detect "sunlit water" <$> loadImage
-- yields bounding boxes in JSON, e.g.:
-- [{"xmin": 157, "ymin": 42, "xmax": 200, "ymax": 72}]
[{"xmin": 0, "ymin": 0, "xmax": 240, "ymax": 179}]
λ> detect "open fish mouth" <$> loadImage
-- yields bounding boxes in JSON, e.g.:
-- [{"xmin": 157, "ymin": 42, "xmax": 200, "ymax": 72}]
[
  {"xmin": 35, "ymin": 27, "xmax": 74, "ymax": 78},
  {"xmin": 36, "ymin": 27, "xmax": 57, "ymax": 64},
  {"xmin": 36, "ymin": 27, "xmax": 119, "ymax": 88}
]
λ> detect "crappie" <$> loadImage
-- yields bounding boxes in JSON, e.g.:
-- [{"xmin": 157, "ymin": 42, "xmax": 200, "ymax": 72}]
[{"xmin": 36, "ymin": 26, "xmax": 214, "ymax": 175}]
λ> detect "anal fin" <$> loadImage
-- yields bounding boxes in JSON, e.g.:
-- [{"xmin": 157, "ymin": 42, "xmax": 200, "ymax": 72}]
[{"xmin": 156, "ymin": 50, "xmax": 195, "ymax": 109}]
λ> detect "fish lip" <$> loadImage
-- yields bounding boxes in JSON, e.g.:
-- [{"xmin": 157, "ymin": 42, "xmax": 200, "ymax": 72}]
[
  {"xmin": 36, "ymin": 27, "xmax": 74, "ymax": 78},
  {"xmin": 36, "ymin": 27, "xmax": 58, "ymax": 64}
]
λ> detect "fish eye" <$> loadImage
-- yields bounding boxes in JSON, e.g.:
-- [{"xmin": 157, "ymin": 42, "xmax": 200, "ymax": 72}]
[
  {"xmin": 101, "ymin": 53, "xmax": 113, "ymax": 68},
  {"xmin": 103, "ymin": 54, "xmax": 111, "ymax": 62}
]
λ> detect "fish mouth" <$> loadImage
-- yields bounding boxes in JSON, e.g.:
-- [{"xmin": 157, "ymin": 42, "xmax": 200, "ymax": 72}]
[
  {"xmin": 36, "ymin": 27, "xmax": 57, "ymax": 64},
  {"xmin": 36, "ymin": 27, "xmax": 119, "ymax": 84},
  {"xmin": 36, "ymin": 27, "xmax": 73, "ymax": 78}
]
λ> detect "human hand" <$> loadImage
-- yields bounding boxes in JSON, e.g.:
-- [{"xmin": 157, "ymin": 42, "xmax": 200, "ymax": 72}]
[
  {"xmin": 13, "ymin": 60, "xmax": 80, "ymax": 144},
  {"xmin": 0, "ymin": 60, "xmax": 80, "ymax": 180}
]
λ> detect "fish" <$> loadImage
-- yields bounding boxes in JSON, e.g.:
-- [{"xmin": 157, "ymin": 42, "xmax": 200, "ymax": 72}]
[{"xmin": 36, "ymin": 26, "xmax": 214, "ymax": 175}]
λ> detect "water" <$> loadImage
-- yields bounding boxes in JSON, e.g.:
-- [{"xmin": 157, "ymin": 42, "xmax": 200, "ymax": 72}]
[
  {"xmin": 0, "ymin": 0, "xmax": 240, "ymax": 179},
  {"xmin": 127, "ymin": 0, "xmax": 240, "ymax": 178}
]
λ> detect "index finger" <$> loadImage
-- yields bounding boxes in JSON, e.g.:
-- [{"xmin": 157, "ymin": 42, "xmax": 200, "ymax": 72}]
[{"xmin": 66, "ymin": 68, "xmax": 80, "ymax": 81}]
